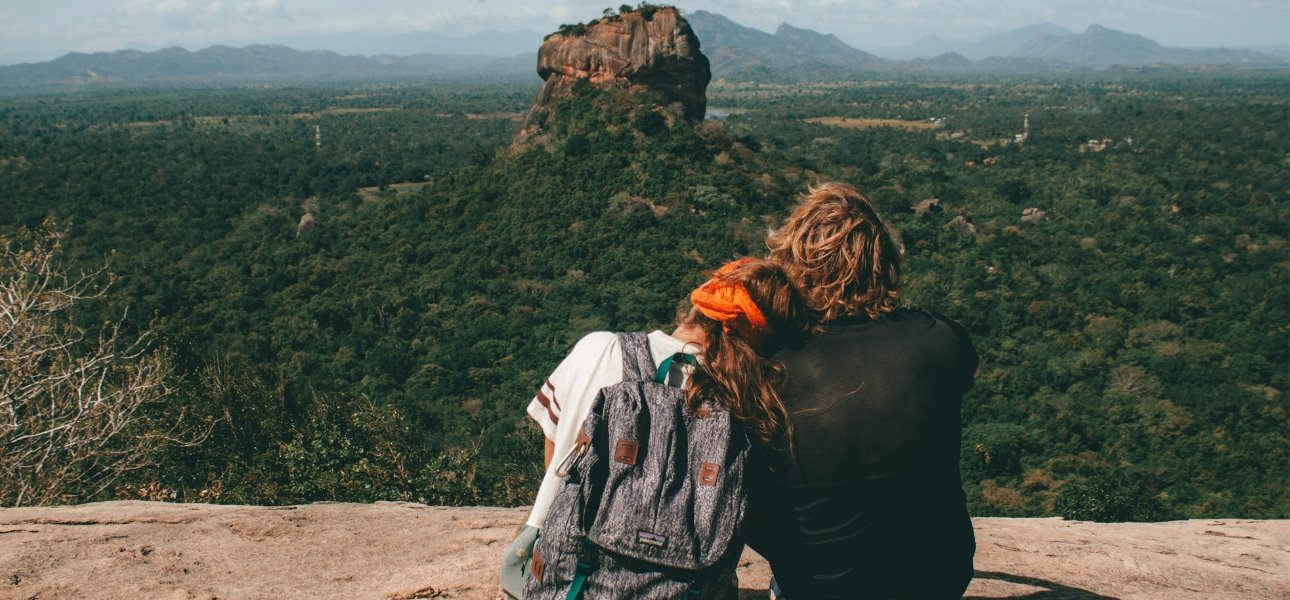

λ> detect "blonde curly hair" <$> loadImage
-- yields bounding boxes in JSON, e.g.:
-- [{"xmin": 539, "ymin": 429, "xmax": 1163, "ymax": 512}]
[{"xmin": 766, "ymin": 182, "xmax": 903, "ymax": 322}]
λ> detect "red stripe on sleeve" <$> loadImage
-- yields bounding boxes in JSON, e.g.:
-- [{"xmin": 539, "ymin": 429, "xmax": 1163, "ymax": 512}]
[
  {"xmin": 536, "ymin": 389, "xmax": 559, "ymax": 425},
  {"xmin": 545, "ymin": 380, "xmax": 561, "ymax": 410}
]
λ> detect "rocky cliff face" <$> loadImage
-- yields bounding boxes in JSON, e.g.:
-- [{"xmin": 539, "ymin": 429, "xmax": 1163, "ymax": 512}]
[{"xmin": 517, "ymin": 7, "xmax": 711, "ymax": 142}]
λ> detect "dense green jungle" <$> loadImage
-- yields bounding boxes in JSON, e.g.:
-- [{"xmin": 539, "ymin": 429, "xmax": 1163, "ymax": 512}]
[{"xmin": 1, "ymin": 70, "xmax": 1286, "ymax": 519}]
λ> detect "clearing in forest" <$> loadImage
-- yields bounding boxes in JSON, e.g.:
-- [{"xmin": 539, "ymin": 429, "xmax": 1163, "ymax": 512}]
[
  {"xmin": 805, "ymin": 116, "xmax": 941, "ymax": 131},
  {"xmin": 464, "ymin": 112, "xmax": 524, "ymax": 121},
  {"xmin": 356, "ymin": 181, "xmax": 433, "ymax": 204}
]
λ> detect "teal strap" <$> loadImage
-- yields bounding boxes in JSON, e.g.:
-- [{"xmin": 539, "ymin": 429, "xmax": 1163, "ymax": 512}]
[
  {"xmin": 654, "ymin": 352, "xmax": 699, "ymax": 384},
  {"xmin": 566, "ymin": 539, "xmax": 597, "ymax": 600},
  {"xmin": 566, "ymin": 568, "xmax": 590, "ymax": 600}
]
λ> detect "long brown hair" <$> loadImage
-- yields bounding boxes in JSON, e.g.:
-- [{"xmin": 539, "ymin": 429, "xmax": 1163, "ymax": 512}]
[
  {"xmin": 682, "ymin": 258, "xmax": 814, "ymax": 452},
  {"xmin": 766, "ymin": 182, "xmax": 903, "ymax": 322}
]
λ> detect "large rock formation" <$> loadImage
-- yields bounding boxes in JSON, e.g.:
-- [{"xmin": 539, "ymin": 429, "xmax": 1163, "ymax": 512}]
[{"xmin": 517, "ymin": 6, "xmax": 711, "ymax": 142}]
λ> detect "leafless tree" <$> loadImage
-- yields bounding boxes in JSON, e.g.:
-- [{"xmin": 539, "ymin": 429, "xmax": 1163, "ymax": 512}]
[{"xmin": 1, "ymin": 224, "xmax": 181, "ymax": 506}]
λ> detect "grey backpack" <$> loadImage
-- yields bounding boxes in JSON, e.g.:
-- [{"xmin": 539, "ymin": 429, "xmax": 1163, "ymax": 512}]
[{"xmin": 524, "ymin": 332, "xmax": 749, "ymax": 600}]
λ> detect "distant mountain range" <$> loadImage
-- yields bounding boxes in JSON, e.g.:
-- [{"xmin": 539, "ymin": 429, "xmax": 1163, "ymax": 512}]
[
  {"xmin": 1013, "ymin": 24, "xmax": 1279, "ymax": 68},
  {"xmin": 0, "ymin": 12, "xmax": 1284, "ymax": 88},
  {"xmin": 888, "ymin": 23, "xmax": 1077, "ymax": 61},
  {"xmin": 0, "ymin": 45, "xmax": 534, "ymax": 87},
  {"xmin": 687, "ymin": 14, "xmax": 1284, "ymax": 74},
  {"xmin": 881, "ymin": 23, "xmax": 1286, "ymax": 68},
  {"xmin": 685, "ymin": 10, "xmax": 891, "ymax": 73}
]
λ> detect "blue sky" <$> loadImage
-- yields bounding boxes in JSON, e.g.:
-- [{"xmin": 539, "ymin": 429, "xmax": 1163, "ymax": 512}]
[{"xmin": 2, "ymin": 0, "xmax": 1287, "ymax": 65}]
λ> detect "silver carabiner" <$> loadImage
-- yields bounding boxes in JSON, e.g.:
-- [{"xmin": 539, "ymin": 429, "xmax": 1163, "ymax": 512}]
[{"xmin": 555, "ymin": 435, "xmax": 591, "ymax": 477}]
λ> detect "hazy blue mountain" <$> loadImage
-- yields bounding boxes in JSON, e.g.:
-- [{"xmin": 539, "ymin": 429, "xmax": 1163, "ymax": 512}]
[
  {"xmin": 1013, "ymin": 25, "xmax": 1162, "ymax": 67},
  {"xmin": 1244, "ymin": 44, "xmax": 1290, "ymax": 61},
  {"xmin": 685, "ymin": 10, "xmax": 892, "ymax": 74},
  {"xmin": 0, "ymin": 44, "xmax": 536, "ymax": 87},
  {"xmin": 877, "ymin": 22, "xmax": 1283, "ymax": 69},
  {"xmin": 683, "ymin": 10, "xmax": 783, "ymax": 71},
  {"xmin": 773, "ymin": 22, "xmax": 884, "ymax": 67},
  {"xmin": 966, "ymin": 23, "xmax": 1076, "ymax": 60},
  {"xmin": 911, "ymin": 51, "xmax": 973, "ymax": 71},
  {"xmin": 876, "ymin": 23, "xmax": 1074, "ymax": 60},
  {"xmin": 901, "ymin": 35, "xmax": 957, "ymax": 59},
  {"xmin": 1015, "ymin": 24, "xmax": 1284, "ymax": 67}
]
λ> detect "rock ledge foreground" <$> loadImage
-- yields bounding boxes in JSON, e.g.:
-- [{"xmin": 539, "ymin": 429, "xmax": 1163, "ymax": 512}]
[{"xmin": 0, "ymin": 501, "xmax": 1285, "ymax": 599}]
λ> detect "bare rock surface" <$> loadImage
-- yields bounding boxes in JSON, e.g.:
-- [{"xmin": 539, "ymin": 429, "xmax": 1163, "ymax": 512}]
[
  {"xmin": 947, "ymin": 214, "xmax": 978, "ymax": 235},
  {"xmin": 518, "ymin": 7, "xmax": 710, "ymax": 142},
  {"xmin": 1, "ymin": 501, "xmax": 1286, "ymax": 599},
  {"xmin": 296, "ymin": 211, "xmax": 318, "ymax": 236}
]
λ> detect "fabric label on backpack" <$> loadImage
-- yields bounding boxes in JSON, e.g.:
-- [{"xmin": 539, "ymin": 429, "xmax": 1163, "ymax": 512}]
[{"xmin": 637, "ymin": 530, "xmax": 668, "ymax": 548}]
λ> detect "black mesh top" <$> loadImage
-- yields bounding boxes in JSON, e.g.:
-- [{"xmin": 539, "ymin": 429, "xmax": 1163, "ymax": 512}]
[{"xmin": 749, "ymin": 309, "xmax": 979, "ymax": 600}]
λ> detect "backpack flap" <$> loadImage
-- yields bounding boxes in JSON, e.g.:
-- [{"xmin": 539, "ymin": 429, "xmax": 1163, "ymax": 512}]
[{"xmin": 586, "ymin": 380, "xmax": 749, "ymax": 570}]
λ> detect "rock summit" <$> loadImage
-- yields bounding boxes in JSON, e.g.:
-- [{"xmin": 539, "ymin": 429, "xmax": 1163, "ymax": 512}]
[{"xmin": 518, "ymin": 6, "xmax": 711, "ymax": 142}]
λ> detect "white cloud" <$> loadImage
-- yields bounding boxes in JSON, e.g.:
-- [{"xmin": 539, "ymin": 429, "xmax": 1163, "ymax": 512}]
[
  {"xmin": 547, "ymin": 5, "xmax": 573, "ymax": 22},
  {"xmin": 358, "ymin": 3, "xmax": 578, "ymax": 33},
  {"xmin": 235, "ymin": 0, "xmax": 290, "ymax": 21},
  {"xmin": 117, "ymin": 0, "xmax": 191, "ymax": 17},
  {"xmin": 115, "ymin": 0, "xmax": 290, "ymax": 25}
]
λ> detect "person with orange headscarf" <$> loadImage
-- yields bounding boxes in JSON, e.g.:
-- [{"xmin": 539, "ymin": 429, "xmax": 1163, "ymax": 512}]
[{"xmin": 501, "ymin": 258, "xmax": 814, "ymax": 599}]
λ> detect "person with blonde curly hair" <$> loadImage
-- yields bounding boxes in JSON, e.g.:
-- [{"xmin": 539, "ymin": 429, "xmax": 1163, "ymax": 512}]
[{"xmin": 754, "ymin": 182, "xmax": 980, "ymax": 600}]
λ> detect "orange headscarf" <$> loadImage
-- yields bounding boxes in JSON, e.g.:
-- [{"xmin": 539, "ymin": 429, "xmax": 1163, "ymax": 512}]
[{"xmin": 690, "ymin": 258, "xmax": 769, "ymax": 334}]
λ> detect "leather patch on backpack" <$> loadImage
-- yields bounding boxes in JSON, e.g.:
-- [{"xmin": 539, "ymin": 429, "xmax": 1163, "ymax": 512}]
[
  {"xmin": 698, "ymin": 462, "xmax": 720, "ymax": 486},
  {"xmin": 530, "ymin": 548, "xmax": 545, "ymax": 581},
  {"xmin": 613, "ymin": 440, "xmax": 639, "ymax": 465}
]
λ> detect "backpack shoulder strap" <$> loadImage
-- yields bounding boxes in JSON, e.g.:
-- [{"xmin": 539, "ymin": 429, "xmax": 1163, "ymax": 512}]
[
  {"xmin": 654, "ymin": 352, "xmax": 698, "ymax": 385},
  {"xmin": 616, "ymin": 332, "xmax": 655, "ymax": 383}
]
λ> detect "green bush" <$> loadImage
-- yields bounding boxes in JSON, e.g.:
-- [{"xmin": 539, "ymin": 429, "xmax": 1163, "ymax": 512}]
[{"xmin": 1055, "ymin": 475, "xmax": 1178, "ymax": 522}]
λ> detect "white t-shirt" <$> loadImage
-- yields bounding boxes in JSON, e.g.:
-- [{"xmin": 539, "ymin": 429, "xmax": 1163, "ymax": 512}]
[{"xmin": 524, "ymin": 330, "xmax": 696, "ymax": 528}]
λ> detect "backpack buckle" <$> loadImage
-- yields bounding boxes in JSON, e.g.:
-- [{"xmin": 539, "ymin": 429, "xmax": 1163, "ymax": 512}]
[{"xmin": 577, "ymin": 538, "xmax": 600, "ymax": 572}]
